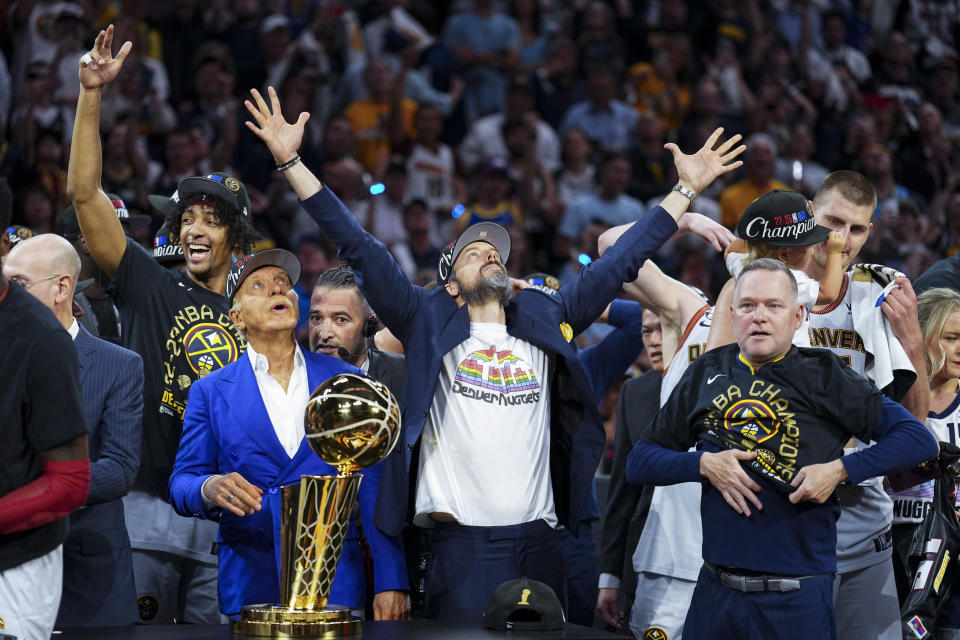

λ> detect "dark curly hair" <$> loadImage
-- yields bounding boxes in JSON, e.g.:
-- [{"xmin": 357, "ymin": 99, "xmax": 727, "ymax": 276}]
[{"xmin": 165, "ymin": 194, "xmax": 260, "ymax": 257}]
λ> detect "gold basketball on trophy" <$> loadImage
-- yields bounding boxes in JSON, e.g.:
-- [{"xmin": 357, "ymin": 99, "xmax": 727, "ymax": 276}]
[{"xmin": 304, "ymin": 373, "xmax": 401, "ymax": 472}]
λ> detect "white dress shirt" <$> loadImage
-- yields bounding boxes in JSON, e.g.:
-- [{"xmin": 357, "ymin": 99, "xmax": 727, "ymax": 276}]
[
  {"xmin": 244, "ymin": 342, "xmax": 310, "ymax": 458},
  {"xmin": 200, "ymin": 342, "xmax": 309, "ymax": 506},
  {"xmin": 67, "ymin": 318, "xmax": 79, "ymax": 340}
]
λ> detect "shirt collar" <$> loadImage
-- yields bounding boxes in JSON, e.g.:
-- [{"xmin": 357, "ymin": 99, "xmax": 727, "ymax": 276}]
[
  {"xmin": 736, "ymin": 350, "xmax": 789, "ymax": 374},
  {"xmin": 246, "ymin": 341, "xmax": 305, "ymax": 374},
  {"xmin": 68, "ymin": 318, "xmax": 80, "ymax": 341}
]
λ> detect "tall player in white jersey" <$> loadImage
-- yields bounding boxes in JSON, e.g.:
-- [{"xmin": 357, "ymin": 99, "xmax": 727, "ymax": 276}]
[
  {"xmin": 804, "ymin": 171, "xmax": 930, "ymax": 640},
  {"xmin": 597, "ymin": 218, "xmax": 732, "ymax": 640}
]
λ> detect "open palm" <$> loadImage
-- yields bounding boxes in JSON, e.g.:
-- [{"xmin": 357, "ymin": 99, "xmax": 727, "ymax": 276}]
[
  {"xmin": 665, "ymin": 128, "xmax": 745, "ymax": 194},
  {"xmin": 243, "ymin": 87, "xmax": 310, "ymax": 164},
  {"xmin": 78, "ymin": 25, "xmax": 132, "ymax": 90}
]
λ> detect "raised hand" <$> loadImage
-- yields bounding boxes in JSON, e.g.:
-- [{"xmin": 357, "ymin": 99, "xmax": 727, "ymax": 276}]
[
  {"xmin": 665, "ymin": 128, "xmax": 745, "ymax": 195},
  {"xmin": 244, "ymin": 87, "xmax": 310, "ymax": 164},
  {"xmin": 78, "ymin": 25, "xmax": 132, "ymax": 90}
]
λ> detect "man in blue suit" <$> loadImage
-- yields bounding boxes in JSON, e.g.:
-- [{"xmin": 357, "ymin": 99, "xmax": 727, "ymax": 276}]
[
  {"xmin": 169, "ymin": 249, "xmax": 409, "ymax": 618},
  {"xmin": 3, "ymin": 234, "xmax": 144, "ymax": 626},
  {"xmin": 244, "ymin": 86, "xmax": 745, "ymax": 621}
]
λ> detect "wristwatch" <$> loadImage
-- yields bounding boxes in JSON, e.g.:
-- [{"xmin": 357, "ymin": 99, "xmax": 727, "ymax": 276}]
[{"xmin": 672, "ymin": 183, "xmax": 697, "ymax": 203}]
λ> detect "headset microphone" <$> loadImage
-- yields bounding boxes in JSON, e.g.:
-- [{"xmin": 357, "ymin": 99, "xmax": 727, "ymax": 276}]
[{"xmin": 337, "ymin": 345, "xmax": 368, "ymax": 360}]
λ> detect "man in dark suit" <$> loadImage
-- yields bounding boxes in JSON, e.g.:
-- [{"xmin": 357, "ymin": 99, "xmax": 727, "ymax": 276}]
[
  {"xmin": 597, "ymin": 311, "xmax": 664, "ymax": 631},
  {"xmin": 309, "ymin": 264, "xmax": 405, "ymax": 400},
  {"xmin": 245, "ymin": 87, "xmax": 744, "ymax": 620},
  {"xmin": 3, "ymin": 234, "xmax": 143, "ymax": 627}
]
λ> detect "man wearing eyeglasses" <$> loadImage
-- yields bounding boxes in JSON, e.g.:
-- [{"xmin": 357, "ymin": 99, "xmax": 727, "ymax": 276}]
[{"xmin": 4, "ymin": 234, "xmax": 144, "ymax": 627}]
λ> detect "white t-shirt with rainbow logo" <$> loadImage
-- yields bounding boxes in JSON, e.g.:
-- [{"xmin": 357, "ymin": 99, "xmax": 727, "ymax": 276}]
[{"xmin": 414, "ymin": 322, "xmax": 555, "ymax": 527}]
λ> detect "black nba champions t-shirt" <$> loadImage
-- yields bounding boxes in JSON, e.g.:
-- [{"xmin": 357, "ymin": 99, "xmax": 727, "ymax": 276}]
[{"xmin": 112, "ymin": 238, "xmax": 245, "ymax": 497}]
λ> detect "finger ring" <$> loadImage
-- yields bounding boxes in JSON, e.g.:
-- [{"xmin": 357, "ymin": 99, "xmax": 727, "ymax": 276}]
[
  {"xmin": 80, "ymin": 52, "xmax": 93, "ymax": 66},
  {"xmin": 227, "ymin": 493, "xmax": 235, "ymax": 503}
]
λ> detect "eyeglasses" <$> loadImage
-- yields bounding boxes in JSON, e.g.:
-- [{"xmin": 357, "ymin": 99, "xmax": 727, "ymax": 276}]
[{"xmin": 9, "ymin": 274, "xmax": 62, "ymax": 288}]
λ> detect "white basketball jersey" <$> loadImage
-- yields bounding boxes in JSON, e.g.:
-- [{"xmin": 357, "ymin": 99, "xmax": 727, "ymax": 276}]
[
  {"xmin": 888, "ymin": 390, "xmax": 960, "ymax": 525},
  {"xmin": 406, "ymin": 144, "xmax": 456, "ymax": 214},
  {"xmin": 659, "ymin": 305, "xmax": 712, "ymax": 406},
  {"xmin": 634, "ymin": 305, "xmax": 712, "ymax": 581},
  {"xmin": 807, "ymin": 276, "xmax": 868, "ymax": 376}
]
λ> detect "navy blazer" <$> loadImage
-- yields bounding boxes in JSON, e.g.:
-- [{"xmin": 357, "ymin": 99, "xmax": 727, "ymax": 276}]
[
  {"xmin": 300, "ymin": 188, "xmax": 679, "ymax": 537},
  {"xmin": 168, "ymin": 349, "xmax": 408, "ymax": 616},
  {"xmin": 57, "ymin": 324, "xmax": 144, "ymax": 627}
]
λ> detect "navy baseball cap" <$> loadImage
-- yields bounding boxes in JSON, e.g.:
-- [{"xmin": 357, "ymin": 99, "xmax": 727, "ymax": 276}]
[
  {"xmin": 226, "ymin": 249, "xmax": 301, "ymax": 302},
  {"xmin": 737, "ymin": 189, "xmax": 830, "ymax": 248},
  {"xmin": 436, "ymin": 222, "xmax": 511, "ymax": 285},
  {"xmin": 177, "ymin": 172, "xmax": 251, "ymax": 218}
]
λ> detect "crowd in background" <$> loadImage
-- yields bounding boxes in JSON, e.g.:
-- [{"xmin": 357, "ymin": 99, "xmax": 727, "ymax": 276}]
[{"xmin": 1, "ymin": 0, "xmax": 959, "ymax": 313}]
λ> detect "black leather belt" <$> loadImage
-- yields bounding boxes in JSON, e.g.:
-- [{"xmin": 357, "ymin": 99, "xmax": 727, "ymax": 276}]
[{"xmin": 704, "ymin": 561, "xmax": 812, "ymax": 593}]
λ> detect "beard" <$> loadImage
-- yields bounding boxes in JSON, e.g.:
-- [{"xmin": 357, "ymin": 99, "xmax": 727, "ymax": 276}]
[{"xmin": 458, "ymin": 267, "xmax": 511, "ymax": 307}]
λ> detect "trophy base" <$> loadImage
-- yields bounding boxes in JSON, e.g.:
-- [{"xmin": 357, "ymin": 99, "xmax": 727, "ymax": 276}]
[{"xmin": 229, "ymin": 603, "xmax": 362, "ymax": 638}]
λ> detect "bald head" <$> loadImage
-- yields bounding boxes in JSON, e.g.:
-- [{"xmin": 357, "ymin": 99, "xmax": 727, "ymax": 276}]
[{"xmin": 3, "ymin": 234, "xmax": 82, "ymax": 328}]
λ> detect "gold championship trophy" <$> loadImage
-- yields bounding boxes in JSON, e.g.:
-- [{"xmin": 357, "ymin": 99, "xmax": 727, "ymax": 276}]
[{"xmin": 230, "ymin": 374, "xmax": 401, "ymax": 638}]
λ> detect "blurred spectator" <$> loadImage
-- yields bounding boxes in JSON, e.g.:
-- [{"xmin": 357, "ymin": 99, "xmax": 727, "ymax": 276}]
[
  {"xmin": 703, "ymin": 38, "xmax": 757, "ymax": 135},
  {"xmin": 154, "ymin": 0, "xmax": 207, "ymax": 106},
  {"xmin": 220, "ymin": 0, "xmax": 266, "ymax": 96},
  {"xmin": 803, "ymin": 9, "xmax": 872, "ymax": 102},
  {"xmin": 367, "ymin": 156, "xmax": 410, "ymax": 247},
  {"xmin": 554, "ymin": 127, "xmax": 596, "ymax": 212},
  {"xmin": 391, "ymin": 198, "xmax": 443, "ymax": 282},
  {"xmin": 458, "ymin": 156, "xmax": 521, "ymax": 231},
  {"xmin": 343, "ymin": 58, "xmax": 417, "ymax": 175},
  {"xmin": 318, "ymin": 115, "xmax": 357, "ymax": 166},
  {"xmin": 8, "ymin": 1, "xmax": 87, "ymax": 85},
  {"xmin": 178, "ymin": 42, "xmax": 239, "ymax": 173},
  {"xmin": 774, "ymin": 123, "xmax": 829, "ymax": 199},
  {"xmin": 148, "ymin": 127, "xmax": 200, "ymax": 198},
  {"xmin": 101, "ymin": 117, "xmax": 157, "ymax": 215},
  {"xmin": 626, "ymin": 35, "xmax": 694, "ymax": 132},
  {"xmin": 676, "ymin": 76, "xmax": 729, "ymax": 151},
  {"xmin": 898, "ymin": 102, "xmax": 957, "ymax": 203},
  {"xmin": 874, "ymin": 31, "xmax": 924, "ymax": 107},
  {"xmin": 261, "ymin": 14, "xmax": 295, "ymax": 90},
  {"xmin": 859, "ymin": 142, "xmax": 919, "ymax": 220},
  {"xmin": 442, "ymin": 0, "xmax": 519, "ymax": 122},
  {"xmin": 406, "ymin": 104, "xmax": 461, "ymax": 226},
  {"xmin": 10, "ymin": 61, "xmax": 73, "ymax": 156},
  {"xmin": 511, "ymin": 0, "xmax": 557, "ymax": 75},
  {"xmin": 925, "ymin": 56, "xmax": 960, "ymax": 142},
  {"xmin": 276, "ymin": 51, "xmax": 329, "ymax": 153},
  {"xmin": 560, "ymin": 66, "xmax": 638, "ymax": 152},
  {"xmin": 531, "ymin": 37, "xmax": 588, "ymax": 131},
  {"xmin": 555, "ymin": 152, "xmax": 644, "ymax": 258},
  {"xmin": 558, "ymin": 219, "xmax": 612, "ymax": 284},
  {"xmin": 627, "ymin": 110, "xmax": 677, "ymax": 203},
  {"xmin": 293, "ymin": 233, "xmax": 332, "ymax": 344},
  {"xmin": 502, "ymin": 118, "xmax": 556, "ymax": 223},
  {"xmin": 575, "ymin": 0, "xmax": 625, "ymax": 72},
  {"xmin": 459, "ymin": 74, "xmax": 560, "ymax": 173},
  {"xmin": 50, "ymin": 4, "xmax": 88, "ymax": 108},
  {"xmin": 98, "ymin": 35, "xmax": 176, "ymax": 135},
  {"xmin": 15, "ymin": 185, "xmax": 57, "ymax": 235},
  {"xmin": 718, "ymin": 133, "xmax": 788, "ymax": 228},
  {"xmin": 363, "ymin": 0, "xmax": 409, "ymax": 60}
]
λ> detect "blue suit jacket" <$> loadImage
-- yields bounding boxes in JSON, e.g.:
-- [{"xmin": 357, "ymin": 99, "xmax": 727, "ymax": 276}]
[
  {"xmin": 58, "ymin": 324, "xmax": 143, "ymax": 627},
  {"xmin": 168, "ymin": 349, "xmax": 408, "ymax": 616},
  {"xmin": 299, "ymin": 188, "xmax": 678, "ymax": 537}
]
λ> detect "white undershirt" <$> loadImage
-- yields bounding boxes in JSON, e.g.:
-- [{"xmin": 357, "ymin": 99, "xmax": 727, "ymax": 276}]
[
  {"xmin": 414, "ymin": 323, "xmax": 555, "ymax": 527},
  {"xmin": 67, "ymin": 318, "xmax": 79, "ymax": 340}
]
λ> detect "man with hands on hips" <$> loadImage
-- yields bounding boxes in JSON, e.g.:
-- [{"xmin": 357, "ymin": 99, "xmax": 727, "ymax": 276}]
[{"xmin": 627, "ymin": 259, "xmax": 938, "ymax": 640}]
